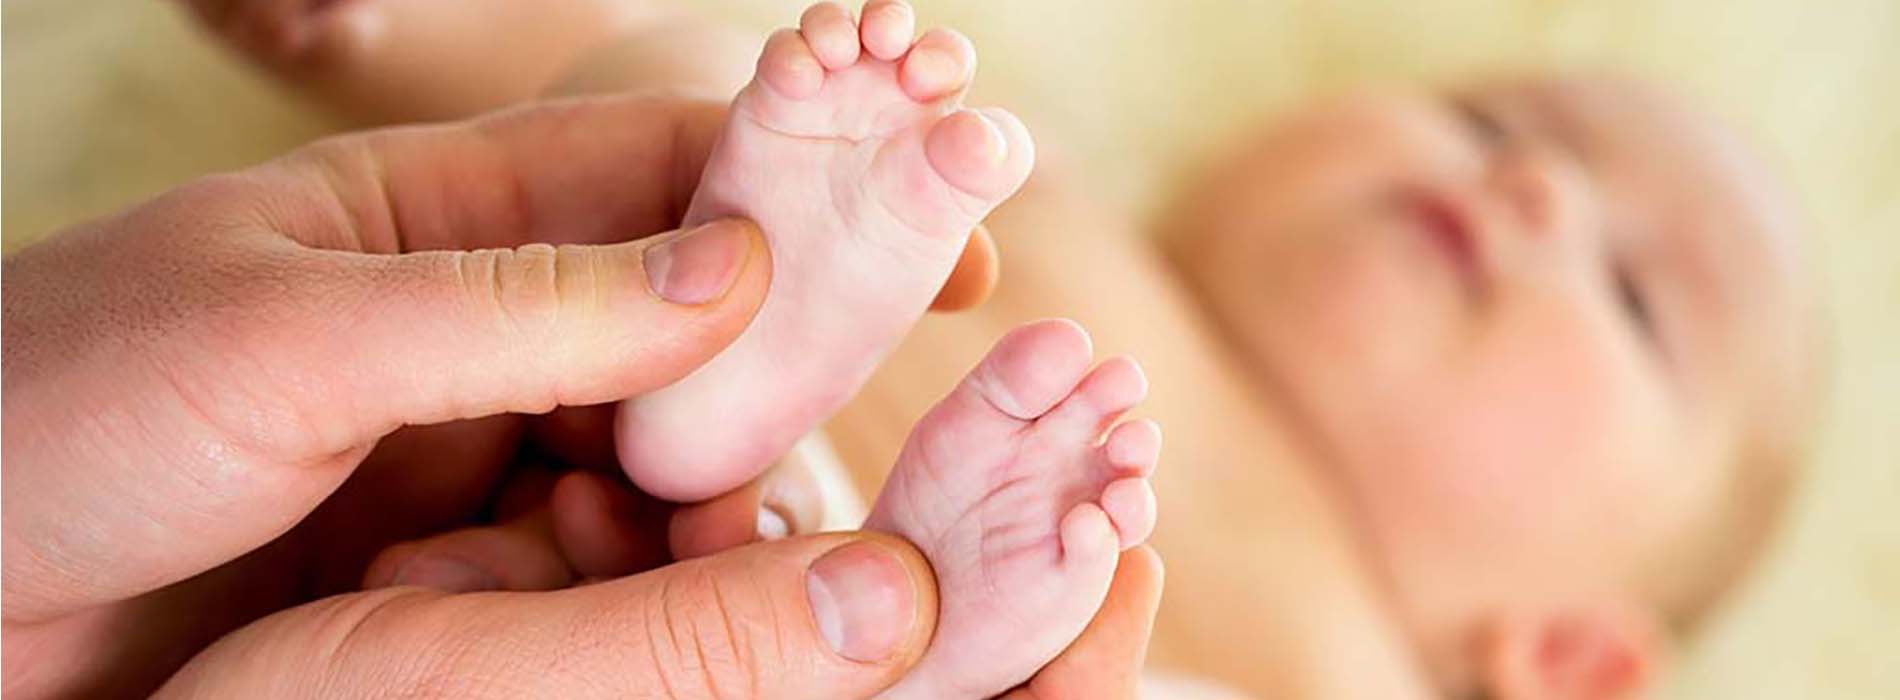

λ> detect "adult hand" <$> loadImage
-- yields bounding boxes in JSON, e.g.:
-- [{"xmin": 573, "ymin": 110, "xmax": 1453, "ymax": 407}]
[
  {"xmin": 365, "ymin": 463, "xmax": 1168, "ymax": 700},
  {"xmin": 1, "ymin": 94, "xmax": 991, "ymax": 698}
]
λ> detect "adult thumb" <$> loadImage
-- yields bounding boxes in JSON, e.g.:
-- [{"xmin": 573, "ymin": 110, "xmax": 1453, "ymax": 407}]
[
  {"xmin": 157, "ymin": 532, "xmax": 936, "ymax": 700},
  {"xmin": 311, "ymin": 217, "xmax": 771, "ymax": 438}
]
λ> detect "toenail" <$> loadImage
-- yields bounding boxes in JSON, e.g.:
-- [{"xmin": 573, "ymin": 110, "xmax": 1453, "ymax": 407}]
[
  {"xmin": 806, "ymin": 540, "xmax": 916, "ymax": 662},
  {"xmin": 643, "ymin": 220, "xmax": 752, "ymax": 305}
]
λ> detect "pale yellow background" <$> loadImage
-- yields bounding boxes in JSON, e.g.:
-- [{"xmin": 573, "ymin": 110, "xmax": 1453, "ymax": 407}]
[{"xmin": 4, "ymin": 1, "xmax": 1896, "ymax": 697}]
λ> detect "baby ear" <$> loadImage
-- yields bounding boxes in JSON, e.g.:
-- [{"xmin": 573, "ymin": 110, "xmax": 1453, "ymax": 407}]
[{"xmin": 1480, "ymin": 604, "xmax": 1668, "ymax": 700}]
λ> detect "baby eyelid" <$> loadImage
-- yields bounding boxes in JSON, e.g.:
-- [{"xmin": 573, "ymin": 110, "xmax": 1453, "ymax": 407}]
[
  {"xmin": 1613, "ymin": 264, "xmax": 1657, "ymax": 339},
  {"xmin": 1452, "ymin": 98, "xmax": 1510, "ymax": 149}
]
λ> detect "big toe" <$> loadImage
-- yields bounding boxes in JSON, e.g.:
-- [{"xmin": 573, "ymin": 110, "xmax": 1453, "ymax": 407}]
[
  {"xmin": 1042, "ymin": 356, "xmax": 1149, "ymax": 435},
  {"xmin": 925, "ymin": 107, "xmax": 1036, "ymax": 202},
  {"xmin": 963, "ymin": 319, "xmax": 1095, "ymax": 421}
]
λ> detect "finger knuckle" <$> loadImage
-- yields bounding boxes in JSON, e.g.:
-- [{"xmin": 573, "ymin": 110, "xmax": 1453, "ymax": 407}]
[
  {"xmin": 454, "ymin": 245, "xmax": 570, "ymax": 340},
  {"xmin": 636, "ymin": 564, "xmax": 777, "ymax": 699}
]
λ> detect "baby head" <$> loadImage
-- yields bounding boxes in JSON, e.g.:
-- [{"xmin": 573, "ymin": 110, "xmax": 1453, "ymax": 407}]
[{"xmin": 1166, "ymin": 75, "xmax": 1823, "ymax": 698}]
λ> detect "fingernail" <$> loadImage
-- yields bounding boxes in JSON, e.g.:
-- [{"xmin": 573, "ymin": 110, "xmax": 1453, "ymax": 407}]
[
  {"xmin": 391, "ymin": 555, "xmax": 496, "ymax": 593},
  {"xmin": 643, "ymin": 221, "xmax": 751, "ymax": 305},
  {"xmin": 805, "ymin": 541, "xmax": 915, "ymax": 662}
]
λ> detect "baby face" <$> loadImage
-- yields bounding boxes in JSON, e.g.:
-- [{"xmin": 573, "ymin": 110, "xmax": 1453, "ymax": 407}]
[{"xmin": 1171, "ymin": 76, "xmax": 1814, "ymax": 685}]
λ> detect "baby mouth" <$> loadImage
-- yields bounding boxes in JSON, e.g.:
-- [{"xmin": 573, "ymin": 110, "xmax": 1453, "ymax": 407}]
[{"xmin": 1395, "ymin": 187, "xmax": 1487, "ymax": 300}]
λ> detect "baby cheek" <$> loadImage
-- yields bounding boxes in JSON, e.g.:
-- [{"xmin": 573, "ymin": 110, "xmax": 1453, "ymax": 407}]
[{"xmin": 1435, "ymin": 343, "xmax": 1645, "ymax": 541}]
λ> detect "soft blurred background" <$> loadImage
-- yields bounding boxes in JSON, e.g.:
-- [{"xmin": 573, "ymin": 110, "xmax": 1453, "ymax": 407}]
[{"xmin": 5, "ymin": 1, "xmax": 1895, "ymax": 696}]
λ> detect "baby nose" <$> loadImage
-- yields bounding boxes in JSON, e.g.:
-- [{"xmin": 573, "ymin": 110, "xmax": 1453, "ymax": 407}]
[{"xmin": 1487, "ymin": 148, "xmax": 1594, "ymax": 249}]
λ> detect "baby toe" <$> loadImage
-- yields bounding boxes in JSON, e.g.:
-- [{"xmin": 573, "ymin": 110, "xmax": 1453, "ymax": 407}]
[
  {"xmin": 1100, "ymin": 477, "xmax": 1158, "ymax": 549},
  {"xmin": 924, "ymin": 107, "xmax": 1036, "ymax": 201},
  {"xmin": 1103, "ymin": 419, "xmax": 1163, "ymax": 477},
  {"xmin": 900, "ymin": 28, "xmax": 976, "ymax": 101},
  {"xmin": 799, "ymin": 2, "xmax": 861, "ymax": 70},
  {"xmin": 1058, "ymin": 501, "xmax": 1122, "ymax": 572},
  {"xmin": 1043, "ymin": 356, "xmax": 1149, "ymax": 434},
  {"xmin": 758, "ymin": 28, "xmax": 826, "ymax": 99},
  {"xmin": 962, "ymin": 319, "xmax": 1095, "ymax": 421},
  {"xmin": 859, "ymin": 0, "xmax": 917, "ymax": 61}
]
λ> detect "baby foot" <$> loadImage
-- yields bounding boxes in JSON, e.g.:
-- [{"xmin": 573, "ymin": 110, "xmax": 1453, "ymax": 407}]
[
  {"xmin": 864, "ymin": 319, "xmax": 1161, "ymax": 700},
  {"xmin": 617, "ymin": 0, "xmax": 1036, "ymax": 501}
]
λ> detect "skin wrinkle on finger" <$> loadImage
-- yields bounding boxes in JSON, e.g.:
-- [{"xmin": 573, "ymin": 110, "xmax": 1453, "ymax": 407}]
[
  {"xmin": 672, "ymin": 565, "xmax": 740, "ymax": 698},
  {"xmin": 706, "ymin": 566, "xmax": 762, "ymax": 699},
  {"xmin": 617, "ymin": 552, "xmax": 809, "ymax": 700},
  {"xmin": 640, "ymin": 572, "xmax": 685, "ymax": 699},
  {"xmin": 454, "ymin": 245, "xmax": 559, "ymax": 379}
]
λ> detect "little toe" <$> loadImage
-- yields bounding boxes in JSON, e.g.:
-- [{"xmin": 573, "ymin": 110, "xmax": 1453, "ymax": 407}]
[
  {"xmin": 799, "ymin": 2, "xmax": 861, "ymax": 70},
  {"xmin": 1103, "ymin": 419, "xmax": 1163, "ymax": 477},
  {"xmin": 859, "ymin": 0, "xmax": 916, "ymax": 61},
  {"xmin": 1058, "ymin": 502, "xmax": 1122, "ymax": 575},
  {"xmin": 1043, "ymin": 356, "xmax": 1149, "ymax": 434},
  {"xmin": 1100, "ymin": 477, "xmax": 1158, "ymax": 549},
  {"xmin": 924, "ymin": 108, "xmax": 1036, "ymax": 201},
  {"xmin": 758, "ymin": 28, "xmax": 826, "ymax": 99},
  {"xmin": 960, "ymin": 319, "xmax": 1095, "ymax": 421},
  {"xmin": 899, "ymin": 28, "xmax": 976, "ymax": 101}
]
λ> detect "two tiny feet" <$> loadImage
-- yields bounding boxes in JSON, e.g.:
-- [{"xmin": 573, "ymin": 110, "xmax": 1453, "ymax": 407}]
[{"xmin": 622, "ymin": 3, "xmax": 1154, "ymax": 696}]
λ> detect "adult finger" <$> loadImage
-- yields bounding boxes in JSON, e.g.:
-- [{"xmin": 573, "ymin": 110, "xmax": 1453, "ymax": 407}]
[
  {"xmin": 368, "ymin": 448, "xmax": 845, "ymax": 589},
  {"xmin": 158, "ymin": 533, "xmax": 939, "ymax": 700},
  {"xmin": 669, "ymin": 446, "xmax": 835, "ymax": 561},
  {"xmin": 550, "ymin": 470, "xmax": 673, "ymax": 578},
  {"xmin": 360, "ymin": 504, "xmax": 573, "ymax": 594},
  {"xmin": 268, "ymin": 94, "xmax": 727, "ymax": 253},
  {"xmin": 930, "ymin": 224, "xmax": 999, "ymax": 312}
]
